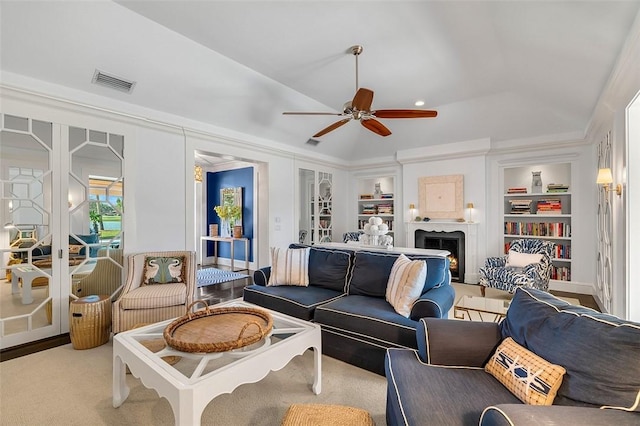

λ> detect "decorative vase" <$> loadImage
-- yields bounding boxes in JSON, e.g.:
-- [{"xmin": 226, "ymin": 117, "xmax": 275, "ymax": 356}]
[
  {"xmin": 233, "ymin": 225, "xmax": 242, "ymax": 238},
  {"xmin": 221, "ymin": 220, "xmax": 233, "ymax": 237},
  {"xmin": 209, "ymin": 224, "xmax": 218, "ymax": 237}
]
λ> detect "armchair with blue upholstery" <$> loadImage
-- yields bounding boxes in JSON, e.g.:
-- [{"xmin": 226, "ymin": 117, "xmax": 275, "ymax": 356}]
[{"xmin": 479, "ymin": 239, "xmax": 555, "ymax": 295}]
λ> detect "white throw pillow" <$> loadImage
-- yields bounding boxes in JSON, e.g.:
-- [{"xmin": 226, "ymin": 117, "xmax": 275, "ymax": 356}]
[
  {"xmin": 385, "ymin": 254, "xmax": 427, "ymax": 317},
  {"xmin": 506, "ymin": 250, "xmax": 543, "ymax": 268},
  {"xmin": 268, "ymin": 247, "xmax": 310, "ymax": 287}
]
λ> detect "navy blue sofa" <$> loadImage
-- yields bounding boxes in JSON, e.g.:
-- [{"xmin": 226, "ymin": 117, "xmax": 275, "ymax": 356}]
[
  {"xmin": 243, "ymin": 244, "xmax": 455, "ymax": 375},
  {"xmin": 385, "ymin": 288, "xmax": 640, "ymax": 425}
]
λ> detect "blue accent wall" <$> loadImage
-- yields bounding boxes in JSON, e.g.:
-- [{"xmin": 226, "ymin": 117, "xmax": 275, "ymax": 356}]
[{"xmin": 206, "ymin": 167, "xmax": 254, "ymax": 262}]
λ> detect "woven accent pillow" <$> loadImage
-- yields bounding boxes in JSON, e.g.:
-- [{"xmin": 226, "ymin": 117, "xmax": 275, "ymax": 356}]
[
  {"xmin": 485, "ymin": 337, "xmax": 566, "ymax": 405},
  {"xmin": 142, "ymin": 256, "xmax": 186, "ymax": 285},
  {"xmin": 385, "ymin": 254, "xmax": 427, "ymax": 317},
  {"xmin": 506, "ymin": 251, "xmax": 543, "ymax": 268},
  {"xmin": 268, "ymin": 247, "xmax": 310, "ymax": 287}
]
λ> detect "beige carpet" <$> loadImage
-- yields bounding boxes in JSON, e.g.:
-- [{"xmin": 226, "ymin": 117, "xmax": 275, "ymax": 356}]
[
  {"xmin": 1, "ymin": 283, "xmax": 582, "ymax": 425},
  {"xmin": 0, "ymin": 339, "xmax": 388, "ymax": 426}
]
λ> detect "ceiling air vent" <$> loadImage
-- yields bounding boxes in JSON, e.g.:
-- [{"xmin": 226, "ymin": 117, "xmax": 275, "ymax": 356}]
[
  {"xmin": 306, "ymin": 138, "xmax": 320, "ymax": 146},
  {"xmin": 91, "ymin": 69, "xmax": 136, "ymax": 94}
]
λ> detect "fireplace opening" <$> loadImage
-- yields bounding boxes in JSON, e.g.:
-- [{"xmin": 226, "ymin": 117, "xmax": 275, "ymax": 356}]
[{"xmin": 415, "ymin": 230, "xmax": 465, "ymax": 282}]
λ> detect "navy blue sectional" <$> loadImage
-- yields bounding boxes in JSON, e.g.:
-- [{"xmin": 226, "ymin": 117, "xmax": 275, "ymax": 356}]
[
  {"xmin": 385, "ymin": 288, "xmax": 640, "ymax": 425},
  {"xmin": 243, "ymin": 244, "xmax": 455, "ymax": 375}
]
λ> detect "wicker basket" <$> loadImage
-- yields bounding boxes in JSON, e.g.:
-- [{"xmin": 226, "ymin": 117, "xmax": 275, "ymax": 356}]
[{"xmin": 163, "ymin": 301, "xmax": 273, "ymax": 353}]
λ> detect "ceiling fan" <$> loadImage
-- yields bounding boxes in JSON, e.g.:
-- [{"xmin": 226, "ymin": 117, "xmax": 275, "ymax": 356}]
[{"xmin": 283, "ymin": 45, "xmax": 437, "ymax": 138}]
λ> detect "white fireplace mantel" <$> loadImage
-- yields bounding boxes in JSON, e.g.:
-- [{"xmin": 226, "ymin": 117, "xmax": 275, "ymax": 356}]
[{"xmin": 407, "ymin": 221, "xmax": 479, "ymax": 284}]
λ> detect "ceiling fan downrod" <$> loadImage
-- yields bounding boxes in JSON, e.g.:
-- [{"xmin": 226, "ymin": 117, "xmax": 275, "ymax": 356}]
[{"xmin": 351, "ymin": 45, "xmax": 363, "ymax": 92}]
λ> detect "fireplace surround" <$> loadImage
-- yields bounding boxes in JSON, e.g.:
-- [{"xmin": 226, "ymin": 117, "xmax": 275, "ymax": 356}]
[
  {"xmin": 407, "ymin": 222, "xmax": 479, "ymax": 284},
  {"xmin": 415, "ymin": 230, "xmax": 465, "ymax": 282}
]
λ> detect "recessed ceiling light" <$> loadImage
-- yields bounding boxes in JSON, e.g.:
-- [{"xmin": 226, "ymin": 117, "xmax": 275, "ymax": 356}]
[{"xmin": 414, "ymin": 100, "xmax": 425, "ymax": 106}]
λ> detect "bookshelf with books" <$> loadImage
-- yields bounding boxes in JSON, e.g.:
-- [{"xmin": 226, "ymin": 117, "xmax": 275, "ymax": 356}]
[
  {"xmin": 357, "ymin": 176, "xmax": 396, "ymax": 236},
  {"xmin": 503, "ymin": 163, "xmax": 573, "ymax": 283}
]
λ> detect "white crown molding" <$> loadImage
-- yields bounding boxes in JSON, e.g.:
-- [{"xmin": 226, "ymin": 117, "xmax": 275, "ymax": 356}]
[
  {"xmin": 489, "ymin": 131, "xmax": 588, "ymax": 156},
  {"xmin": 396, "ymin": 138, "xmax": 491, "ymax": 164}
]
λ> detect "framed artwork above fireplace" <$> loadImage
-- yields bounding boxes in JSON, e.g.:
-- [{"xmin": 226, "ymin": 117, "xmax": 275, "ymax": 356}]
[{"xmin": 418, "ymin": 174, "xmax": 464, "ymax": 219}]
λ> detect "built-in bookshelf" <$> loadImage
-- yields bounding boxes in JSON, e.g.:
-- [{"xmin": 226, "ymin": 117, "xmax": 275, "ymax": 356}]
[
  {"xmin": 357, "ymin": 176, "xmax": 395, "ymax": 235},
  {"xmin": 504, "ymin": 164, "xmax": 573, "ymax": 282}
]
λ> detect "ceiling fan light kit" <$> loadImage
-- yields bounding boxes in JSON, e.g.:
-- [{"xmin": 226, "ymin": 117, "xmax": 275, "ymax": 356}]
[{"xmin": 283, "ymin": 45, "xmax": 438, "ymax": 140}]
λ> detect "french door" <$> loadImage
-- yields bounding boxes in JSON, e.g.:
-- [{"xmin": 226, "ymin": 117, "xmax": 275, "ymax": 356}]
[{"xmin": 1, "ymin": 113, "xmax": 125, "ymax": 349}]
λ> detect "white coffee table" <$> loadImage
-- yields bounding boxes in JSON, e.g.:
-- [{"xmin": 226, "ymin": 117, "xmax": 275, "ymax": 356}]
[{"xmin": 112, "ymin": 299, "xmax": 322, "ymax": 426}]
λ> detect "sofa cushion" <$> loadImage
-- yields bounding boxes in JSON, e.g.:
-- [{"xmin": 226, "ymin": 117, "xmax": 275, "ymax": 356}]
[
  {"xmin": 386, "ymin": 254, "xmax": 427, "ymax": 317},
  {"xmin": 268, "ymin": 247, "xmax": 310, "ymax": 286},
  {"xmin": 315, "ymin": 295, "xmax": 418, "ymax": 350},
  {"xmin": 307, "ymin": 246, "xmax": 353, "ymax": 292},
  {"xmin": 386, "ymin": 348, "xmax": 521, "ymax": 425},
  {"xmin": 485, "ymin": 337, "xmax": 566, "ymax": 406},
  {"xmin": 119, "ymin": 283, "xmax": 186, "ymax": 310},
  {"xmin": 501, "ymin": 287, "xmax": 640, "ymax": 411},
  {"xmin": 69, "ymin": 234, "xmax": 100, "ymax": 257},
  {"xmin": 348, "ymin": 251, "xmax": 449, "ymax": 298},
  {"xmin": 243, "ymin": 284, "xmax": 343, "ymax": 321}
]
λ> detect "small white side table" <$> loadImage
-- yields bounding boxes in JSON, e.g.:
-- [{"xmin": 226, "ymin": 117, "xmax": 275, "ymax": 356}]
[
  {"xmin": 199, "ymin": 236, "xmax": 249, "ymax": 272},
  {"xmin": 11, "ymin": 266, "xmax": 47, "ymax": 304}
]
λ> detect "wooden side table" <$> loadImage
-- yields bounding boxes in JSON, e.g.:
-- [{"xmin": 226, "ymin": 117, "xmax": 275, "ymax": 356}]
[{"xmin": 70, "ymin": 295, "xmax": 112, "ymax": 349}]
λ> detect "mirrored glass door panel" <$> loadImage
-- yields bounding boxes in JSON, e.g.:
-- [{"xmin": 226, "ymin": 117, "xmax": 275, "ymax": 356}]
[
  {"xmin": 68, "ymin": 127, "xmax": 124, "ymax": 303},
  {"xmin": 1, "ymin": 114, "xmax": 56, "ymax": 341}
]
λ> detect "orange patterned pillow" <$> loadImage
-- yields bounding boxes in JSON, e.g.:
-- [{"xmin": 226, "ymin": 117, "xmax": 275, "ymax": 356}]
[{"xmin": 485, "ymin": 337, "xmax": 566, "ymax": 405}]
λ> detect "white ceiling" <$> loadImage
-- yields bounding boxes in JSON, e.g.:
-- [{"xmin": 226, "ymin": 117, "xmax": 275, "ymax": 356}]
[{"xmin": 1, "ymin": 1, "xmax": 639, "ymax": 162}]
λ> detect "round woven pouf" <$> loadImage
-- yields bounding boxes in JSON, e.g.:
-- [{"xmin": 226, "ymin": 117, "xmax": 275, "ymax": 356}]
[
  {"xmin": 69, "ymin": 295, "xmax": 111, "ymax": 350},
  {"xmin": 281, "ymin": 404, "xmax": 375, "ymax": 426}
]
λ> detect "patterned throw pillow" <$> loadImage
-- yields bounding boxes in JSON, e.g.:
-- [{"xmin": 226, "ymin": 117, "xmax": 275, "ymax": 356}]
[
  {"xmin": 485, "ymin": 337, "xmax": 566, "ymax": 405},
  {"xmin": 385, "ymin": 254, "xmax": 427, "ymax": 317},
  {"xmin": 268, "ymin": 247, "xmax": 310, "ymax": 287},
  {"xmin": 143, "ymin": 256, "xmax": 186, "ymax": 285}
]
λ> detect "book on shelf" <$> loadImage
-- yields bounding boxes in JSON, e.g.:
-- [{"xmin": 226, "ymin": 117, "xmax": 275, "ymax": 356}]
[
  {"xmin": 551, "ymin": 265, "xmax": 571, "ymax": 281},
  {"xmin": 507, "ymin": 187, "xmax": 528, "ymax": 194},
  {"xmin": 359, "ymin": 194, "xmax": 374, "ymax": 200},
  {"xmin": 536, "ymin": 198, "xmax": 562, "ymax": 214},
  {"xmin": 509, "ymin": 199, "xmax": 532, "ymax": 214},
  {"xmin": 546, "ymin": 183, "xmax": 569, "ymax": 193},
  {"xmin": 504, "ymin": 222, "xmax": 571, "ymax": 237},
  {"xmin": 380, "ymin": 193, "xmax": 394, "ymax": 199}
]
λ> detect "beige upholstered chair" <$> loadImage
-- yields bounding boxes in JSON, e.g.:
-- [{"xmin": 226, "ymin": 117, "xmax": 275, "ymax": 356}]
[
  {"xmin": 112, "ymin": 251, "xmax": 196, "ymax": 334},
  {"xmin": 73, "ymin": 248, "xmax": 124, "ymax": 300}
]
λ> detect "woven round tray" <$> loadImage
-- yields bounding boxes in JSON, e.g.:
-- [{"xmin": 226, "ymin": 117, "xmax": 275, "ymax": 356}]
[{"xmin": 163, "ymin": 301, "xmax": 273, "ymax": 353}]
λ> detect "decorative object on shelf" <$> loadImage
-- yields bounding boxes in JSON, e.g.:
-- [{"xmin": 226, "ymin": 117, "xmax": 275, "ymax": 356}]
[
  {"xmin": 209, "ymin": 224, "xmax": 218, "ymax": 237},
  {"xmin": 422, "ymin": 217, "xmax": 431, "ymax": 222},
  {"xmin": 233, "ymin": 225, "xmax": 243, "ymax": 238},
  {"xmin": 419, "ymin": 174, "xmax": 464, "ymax": 219},
  {"xmin": 466, "ymin": 202, "xmax": 474, "ymax": 223},
  {"xmin": 374, "ymin": 182, "xmax": 382, "ymax": 198},
  {"xmin": 194, "ymin": 165, "xmax": 203, "ymax": 183},
  {"xmin": 596, "ymin": 168, "xmax": 622, "ymax": 197},
  {"xmin": 531, "ymin": 171, "xmax": 543, "ymax": 193},
  {"xmin": 361, "ymin": 216, "xmax": 392, "ymax": 247}
]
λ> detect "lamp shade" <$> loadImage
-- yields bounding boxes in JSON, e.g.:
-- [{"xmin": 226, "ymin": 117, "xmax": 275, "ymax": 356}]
[
  {"xmin": 409, "ymin": 203, "xmax": 415, "ymax": 209},
  {"xmin": 596, "ymin": 168, "xmax": 613, "ymax": 185},
  {"xmin": 466, "ymin": 202, "xmax": 474, "ymax": 209}
]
